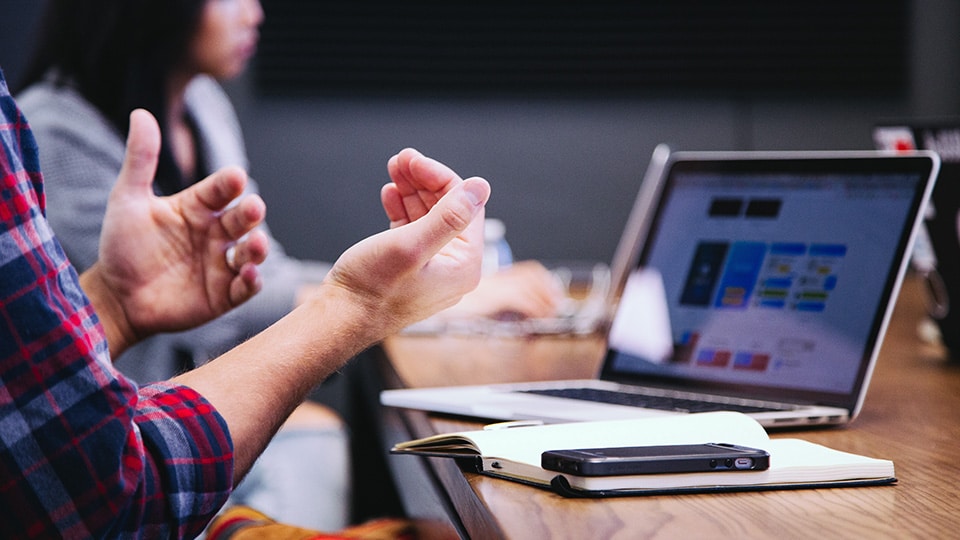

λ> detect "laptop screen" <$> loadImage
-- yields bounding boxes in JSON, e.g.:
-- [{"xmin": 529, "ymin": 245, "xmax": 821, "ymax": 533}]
[{"xmin": 602, "ymin": 153, "xmax": 937, "ymax": 409}]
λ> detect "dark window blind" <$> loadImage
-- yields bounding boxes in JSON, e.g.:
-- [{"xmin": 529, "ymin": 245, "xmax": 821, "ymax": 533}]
[{"xmin": 254, "ymin": 1, "xmax": 908, "ymax": 98}]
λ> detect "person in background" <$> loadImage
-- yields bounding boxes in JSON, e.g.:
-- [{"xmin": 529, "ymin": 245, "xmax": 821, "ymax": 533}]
[
  {"xmin": 15, "ymin": 0, "xmax": 562, "ymax": 528},
  {"xmin": 1, "ymin": 61, "xmax": 492, "ymax": 537}
]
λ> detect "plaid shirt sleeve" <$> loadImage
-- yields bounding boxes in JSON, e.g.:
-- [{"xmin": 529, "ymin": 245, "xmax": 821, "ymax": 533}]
[{"xmin": 0, "ymin": 72, "xmax": 234, "ymax": 538}]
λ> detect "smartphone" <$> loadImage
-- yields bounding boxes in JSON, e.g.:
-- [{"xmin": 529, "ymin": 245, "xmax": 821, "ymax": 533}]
[{"xmin": 541, "ymin": 443, "xmax": 770, "ymax": 476}]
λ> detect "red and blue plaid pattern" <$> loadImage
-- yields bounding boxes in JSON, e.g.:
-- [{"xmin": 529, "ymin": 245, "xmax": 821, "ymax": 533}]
[{"xmin": 0, "ymin": 70, "xmax": 233, "ymax": 539}]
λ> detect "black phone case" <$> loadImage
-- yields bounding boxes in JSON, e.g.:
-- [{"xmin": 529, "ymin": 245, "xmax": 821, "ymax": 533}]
[{"xmin": 541, "ymin": 443, "xmax": 770, "ymax": 476}]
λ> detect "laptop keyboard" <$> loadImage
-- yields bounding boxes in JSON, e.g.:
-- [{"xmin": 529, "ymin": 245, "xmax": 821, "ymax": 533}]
[{"xmin": 521, "ymin": 387, "xmax": 791, "ymax": 414}]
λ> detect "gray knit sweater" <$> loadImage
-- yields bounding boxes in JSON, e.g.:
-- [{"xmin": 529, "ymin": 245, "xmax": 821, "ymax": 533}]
[{"xmin": 17, "ymin": 75, "xmax": 330, "ymax": 382}]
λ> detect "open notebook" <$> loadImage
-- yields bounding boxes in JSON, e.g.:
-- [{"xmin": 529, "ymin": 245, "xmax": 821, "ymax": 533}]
[
  {"xmin": 390, "ymin": 412, "xmax": 896, "ymax": 497},
  {"xmin": 382, "ymin": 148, "xmax": 940, "ymax": 428}
]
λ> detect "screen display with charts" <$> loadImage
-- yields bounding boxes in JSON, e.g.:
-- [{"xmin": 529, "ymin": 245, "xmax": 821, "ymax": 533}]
[{"xmin": 606, "ymin": 164, "xmax": 927, "ymax": 398}]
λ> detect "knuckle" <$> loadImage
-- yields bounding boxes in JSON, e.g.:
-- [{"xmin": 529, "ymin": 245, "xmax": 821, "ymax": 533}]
[{"xmin": 440, "ymin": 205, "xmax": 470, "ymax": 232}]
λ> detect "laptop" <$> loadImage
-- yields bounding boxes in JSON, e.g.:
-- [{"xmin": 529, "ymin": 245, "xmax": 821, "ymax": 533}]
[{"xmin": 382, "ymin": 148, "xmax": 940, "ymax": 428}]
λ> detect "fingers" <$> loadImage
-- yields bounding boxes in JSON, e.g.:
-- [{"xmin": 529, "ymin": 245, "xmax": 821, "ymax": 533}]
[
  {"xmin": 389, "ymin": 148, "xmax": 460, "ymax": 194},
  {"xmin": 184, "ymin": 166, "xmax": 267, "ymax": 306},
  {"xmin": 185, "ymin": 166, "xmax": 253, "ymax": 215},
  {"xmin": 380, "ymin": 183, "xmax": 408, "ymax": 228},
  {"xmin": 386, "ymin": 148, "xmax": 463, "ymax": 223},
  {"xmin": 219, "ymin": 190, "xmax": 267, "ymax": 241},
  {"xmin": 181, "ymin": 166, "xmax": 267, "ymax": 246},
  {"xmin": 229, "ymin": 259, "xmax": 264, "ymax": 306},
  {"xmin": 113, "ymin": 109, "xmax": 161, "ymax": 199},
  {"xmin": 225, "ymin": 229, "xmax": 269, "ymax": 272},
  {"xmin": 225, "ymin": 229, "xmax": 267, "ymax": 306},
  {"xmin": 402, "ymin": 177, "xmax": 490, "ymax": 262}
]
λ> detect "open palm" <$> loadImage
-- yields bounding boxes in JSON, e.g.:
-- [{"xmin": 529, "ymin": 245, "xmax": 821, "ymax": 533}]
[{"xmin": 95, "ymin": 109, "xmax": 268, "ymax": 337}]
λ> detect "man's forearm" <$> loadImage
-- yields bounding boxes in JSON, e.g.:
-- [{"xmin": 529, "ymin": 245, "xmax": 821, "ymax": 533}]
[{"xmin": 172, "ymin": 282, "xmax": 380, "ymax": 483}]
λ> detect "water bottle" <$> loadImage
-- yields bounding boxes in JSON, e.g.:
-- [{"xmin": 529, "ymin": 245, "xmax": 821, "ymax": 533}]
[{"xmin": 483, "ymin": 218, "xmax": 513, "ymax": 274}]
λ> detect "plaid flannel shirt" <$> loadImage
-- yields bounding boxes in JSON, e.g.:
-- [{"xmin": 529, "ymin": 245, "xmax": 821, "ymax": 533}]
[{"xmin": 0, "ymin": 70, "xmax": 233, "ymax": 539}]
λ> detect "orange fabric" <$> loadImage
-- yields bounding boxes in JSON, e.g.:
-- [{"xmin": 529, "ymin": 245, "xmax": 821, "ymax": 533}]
[{"xmin": 206, "ymin": 506, "xmax": 415, "ymax": 540}]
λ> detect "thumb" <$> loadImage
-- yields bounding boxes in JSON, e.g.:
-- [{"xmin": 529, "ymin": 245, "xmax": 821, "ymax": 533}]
[
  {"xmin": 113, "ymin": 109, "xmax": 161, "ymax": 199},
  {"xmin": 408, "ymin": 177, "xmax": 491, "ymax": 254}
]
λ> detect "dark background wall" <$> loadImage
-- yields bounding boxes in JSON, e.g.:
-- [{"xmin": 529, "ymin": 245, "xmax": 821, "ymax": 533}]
[{"xmin": 2, "ymin": 0, "xmax": 959, "ymax": 266}]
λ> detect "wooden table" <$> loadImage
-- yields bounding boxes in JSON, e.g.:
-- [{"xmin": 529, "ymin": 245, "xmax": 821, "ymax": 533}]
[{"xmin": 377, "ymin": 274, "xmax": 960, "ymax": 539}]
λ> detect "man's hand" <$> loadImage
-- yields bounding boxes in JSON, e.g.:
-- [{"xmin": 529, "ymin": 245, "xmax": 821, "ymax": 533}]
[
  {"xmin": 382, "ymin": 149, "xmax": 562, "ymax": 322},
  {"xmin": 439, "ymin": 260, "xmax": 565, "ymax": 321},
  {"xmin": 381, "ymin": 147, "xmax": 463, "ymax": 228},
  {"xmin": 81, "ymin": 109, "xmax": 268, "ymax": 356},
  {"xmin": 321, "ymin": 148, "xmax": 490, "ymax": 338},
  {"xmin": 174, "ymin": 148, "xmax": 488, "ymax": 477}
]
